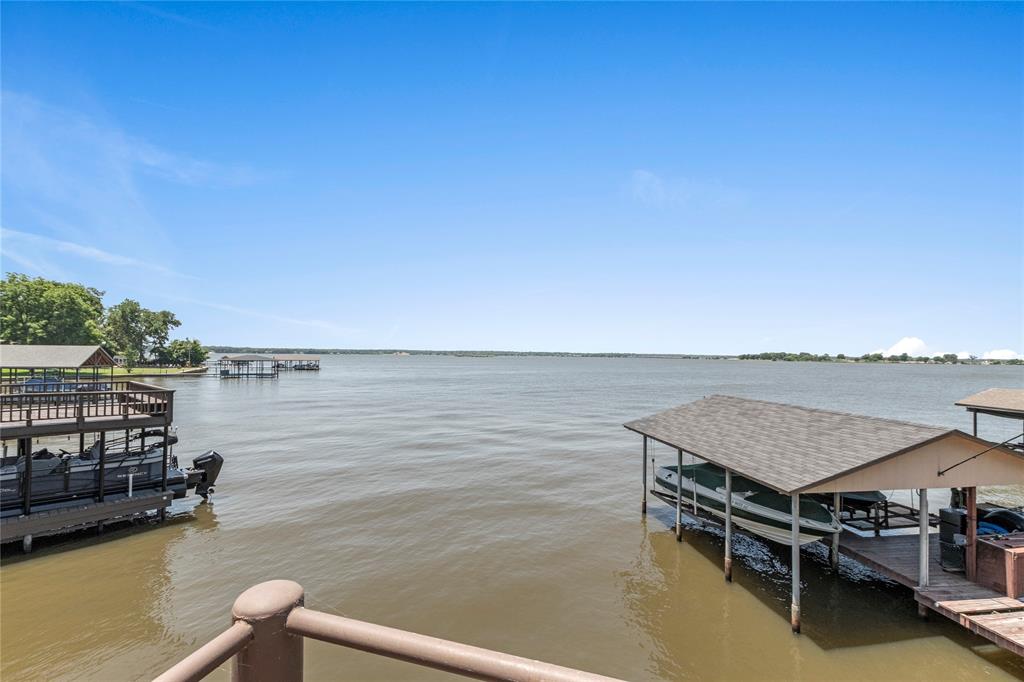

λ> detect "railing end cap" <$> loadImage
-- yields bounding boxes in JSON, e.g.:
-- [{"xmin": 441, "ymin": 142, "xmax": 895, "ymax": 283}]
[{"xmin": 232, "ymin": 580, "xmax": 304, "ymax": 622}]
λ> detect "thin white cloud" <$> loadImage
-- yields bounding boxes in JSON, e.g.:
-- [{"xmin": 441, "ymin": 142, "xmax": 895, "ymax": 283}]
[
  {"xmin": 0, "ymin": 248, "xmax": 64, "ymax": 280},
  {"xmin": 159, "ymin": 294, "xmax": 360, "ymax": 338},
  {"xmin": 1, "ymin": 227, "xmax": 195, "ymax": 279},
  {"xmin": 629, "ymin": 169, "xmax": 746, "ymax": 209},
  {"xmin": 127, "ymin": 2, "xmax": 220, "ymax": 31},
  {"xmin": 1, "ymin": 91, "xmax": 263, "ymax": 251}
]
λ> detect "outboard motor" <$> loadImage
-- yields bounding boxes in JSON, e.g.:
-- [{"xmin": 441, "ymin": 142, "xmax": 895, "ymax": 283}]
[{"xmin": 192, "ymin": 450, "xmax": 223, "ymax": 498}]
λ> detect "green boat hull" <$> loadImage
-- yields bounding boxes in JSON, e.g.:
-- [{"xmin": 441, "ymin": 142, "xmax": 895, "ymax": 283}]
[{"xmin": 656, "ymin": 463, "xmax": 840, "ymax": 545}]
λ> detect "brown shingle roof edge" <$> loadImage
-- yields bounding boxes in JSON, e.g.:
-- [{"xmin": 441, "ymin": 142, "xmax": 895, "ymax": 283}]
[
  {"xmin": 623, "ymin": 395, "xmax": 962, "ymax": 494},
  {"xmin": 956, "ymin": 388, "xmax": 1024, "ymax": 418},
  {"xmin": 0, "ymin": 344, "xmax": 115, "ymax": 369}
]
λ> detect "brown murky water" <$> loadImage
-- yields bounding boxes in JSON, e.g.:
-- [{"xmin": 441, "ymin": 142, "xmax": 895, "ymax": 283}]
[{"xmin": 2, "ymin": 357, "xmax": 1023, "ymax": 681}]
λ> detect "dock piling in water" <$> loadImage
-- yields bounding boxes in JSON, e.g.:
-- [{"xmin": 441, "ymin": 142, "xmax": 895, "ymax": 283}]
[
  {"xmin": 830, "ymin": 492, "xmax": 840, "ymax": 569},
  {"xmin": 790, "ymin": 493, "xmax": 800, "ymax": 634},
  {"xmin": 724, "ymin": 469, "xmax": 732, "ymax": 582},
  {"xmin": 675, "ymin": 448, "xmax": 682, "ymax": 542},
  {"xmin": 641, "ymin": 436, "xmax": 647, "ymax": 515}
]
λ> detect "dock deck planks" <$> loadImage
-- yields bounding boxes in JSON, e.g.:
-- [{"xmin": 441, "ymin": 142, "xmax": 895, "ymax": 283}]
[{"xmin": 839, "ymin": 531, "xmax": 1024, "ymax": 656}]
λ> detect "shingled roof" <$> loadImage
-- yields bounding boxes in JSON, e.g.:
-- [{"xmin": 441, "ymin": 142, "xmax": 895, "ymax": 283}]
[
  {"xmin": 956, "ymin": 388, "xmax": 1024, "ymax": 418},
  {"xmin": 624, "ymin": 395, "xmax": 962, "ymax": 494},
  {"xmin": 0, "ymin": 344, "xmax": 115, "ymax": 369}
]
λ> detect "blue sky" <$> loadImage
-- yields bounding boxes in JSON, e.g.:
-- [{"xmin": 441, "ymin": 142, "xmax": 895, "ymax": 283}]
[{"xmin": 2, "ymin": 2, "xmax": 1021, "ymax": 356}]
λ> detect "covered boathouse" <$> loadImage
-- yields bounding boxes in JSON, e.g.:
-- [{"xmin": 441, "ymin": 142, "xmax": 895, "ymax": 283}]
[
  {"xmin": 0, "ymin": 344, "xmax": 116, "ymax": 383},
  {"xmin": 0, "ymin": 345, "xmax": 177, "ymax": 550},
  {"xmin": 217, "ymin": 354, "xmax": 279, "ymax": 378},
  {"xmin": 273, "ymin": 353, "xmax": 321, "ymax": 370},
  {"xmin": 625, "ymin": 394, "xmax": 1024, "ymax": 654}
]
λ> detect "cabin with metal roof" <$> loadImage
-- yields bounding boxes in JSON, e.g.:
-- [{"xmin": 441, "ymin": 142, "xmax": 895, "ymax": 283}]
[{"xmin": 625, "ymin": 393, "xmax": 1024, "ymax": 654}]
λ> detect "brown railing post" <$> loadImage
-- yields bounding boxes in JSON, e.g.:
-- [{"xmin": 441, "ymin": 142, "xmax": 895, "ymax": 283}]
[{"xmin": 231, "ymin": 580, "xmax": 305, "ymax": 682}]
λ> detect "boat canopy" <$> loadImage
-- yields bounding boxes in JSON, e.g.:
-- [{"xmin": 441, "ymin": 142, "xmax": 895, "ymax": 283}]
[
  {"xmin": 955, "ymin": 388, "xmax": 1024, "ymax": 420},
  {"xmin": 624, "ymin": 395, "xmax": 1024, "ymax": 495},
  {"xmin": 0, "ymin": 344, "xmax": 115, "ymax": 370}
]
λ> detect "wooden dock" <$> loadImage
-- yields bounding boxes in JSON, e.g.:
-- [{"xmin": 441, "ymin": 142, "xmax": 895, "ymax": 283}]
[{"xmin": 839, "ymin": 532, "xmax": 1024, "ymax": 656}]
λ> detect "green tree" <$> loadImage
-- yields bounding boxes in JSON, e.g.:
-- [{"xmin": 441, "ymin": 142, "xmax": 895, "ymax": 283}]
[
  {"xmin": 104, "ymin": 299, "xmax": 148, "ymax": 367},
  {"xmin": 144, "ymin": 309, "xmax": 181, "ymax": 362},
  {"xmin": 0, "ymin": 273, "xmax": 104, "ymax": 344},
  {"xmin": 165, "ymin": 338, "xmax": 208, "ymax": 366},
  {"xmin": 104, "ymin": 300, "xmax": 184, "ymax": 366}
]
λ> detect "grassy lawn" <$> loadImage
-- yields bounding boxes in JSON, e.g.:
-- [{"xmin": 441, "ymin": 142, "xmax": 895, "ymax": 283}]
[
  {"xmin": 112, "ymin": 366, "xmax": 206, "ymax": 375},
  {"xmin": 5, "ymin": 366, "xmax": 206, "ymax": 378}
]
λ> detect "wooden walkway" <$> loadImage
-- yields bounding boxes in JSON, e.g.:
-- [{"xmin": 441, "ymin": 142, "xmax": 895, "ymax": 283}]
[{"xmin": 840, "ymin": 532, "xmax": 1024, "ymax": 656}]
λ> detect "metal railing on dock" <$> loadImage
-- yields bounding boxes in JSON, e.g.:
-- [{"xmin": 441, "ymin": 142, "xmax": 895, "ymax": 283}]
[
  {"xmin": 0, "ymin": 380, "xmax": 172, "ymax": 426},
  {"xmin": 155, "ymin": 580, "xmax": 622, "ymax": 682}
]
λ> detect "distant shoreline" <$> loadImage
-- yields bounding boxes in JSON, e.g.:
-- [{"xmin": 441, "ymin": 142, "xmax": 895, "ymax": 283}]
[
  {"xmin": 209, "ymin": 346, "xmax": 730, "ymax": 360},
  {"xmin": 206, "ymin": 347, "xmax": 1021, "ymax": 365}
]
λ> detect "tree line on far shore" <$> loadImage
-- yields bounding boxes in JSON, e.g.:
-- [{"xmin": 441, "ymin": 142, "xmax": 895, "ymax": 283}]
[
  {"xmin": 0, "ymin": 273, "xmax": 208, "ymax": 368},
  {"xmin": 737, "ymin": 351, "xmax": 1021, "ymax": 365}
]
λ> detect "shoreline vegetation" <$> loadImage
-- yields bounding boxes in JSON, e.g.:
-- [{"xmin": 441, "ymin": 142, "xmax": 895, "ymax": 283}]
[
  {"xmin": 0, "ymin": 273, "xmax": 208, "ymax": 369},
  {"xmin": 208, "ymin": 347, "xmax": 1022, "ymax": 365}
]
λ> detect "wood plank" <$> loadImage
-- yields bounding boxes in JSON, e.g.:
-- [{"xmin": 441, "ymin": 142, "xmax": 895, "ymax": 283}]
[
  {"xmin": 934, "ymin": 597, "xmax": 1024, "ymax": 615},
  {"xmin": 964, "ymin": 612, "xmax": 1024, "ymax": 654}
]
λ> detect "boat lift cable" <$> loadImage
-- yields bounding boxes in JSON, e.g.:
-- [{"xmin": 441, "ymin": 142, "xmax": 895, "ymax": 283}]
[{"xmin": 937, "ymin": 432, "xmax": 1024, "ymax": 477}]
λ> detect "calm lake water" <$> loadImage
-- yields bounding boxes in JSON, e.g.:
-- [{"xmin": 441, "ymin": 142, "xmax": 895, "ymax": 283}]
[{"xmin": 2, "ymin": 356, "xmax": 1023, "ymax": 681}]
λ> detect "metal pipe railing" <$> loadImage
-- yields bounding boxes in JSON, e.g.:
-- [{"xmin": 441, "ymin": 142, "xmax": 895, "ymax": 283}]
[
  {"xmin": 155, "ymin": 580, "xmax": 623, "ymax": 682},
  {"xmin": 153, "ymin": 622, "xmax": 253, "ymax": 682},
  {"xmin": 286, "ymin": 606, "xmax": 618, "ymax": 682}
]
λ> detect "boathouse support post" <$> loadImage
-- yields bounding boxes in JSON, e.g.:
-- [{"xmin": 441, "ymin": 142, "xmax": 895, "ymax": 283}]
[
  {"xmin": 791, "ymin": 493, "xmax": 801, "ymax": 633},
  {"xmin": 160, "ymin": 424, "xmax": 170, "ymax": 522},
  {"xmin": 965, "ymin": 486, "xmax": 977, "ymax": 581},
  {"xmin": 20, "ymin": 437, "xmax": 32, "ymax": 515},
  {"xmin": 98, "ymin": 431, "xmax": 106, "ymax": 502},
  {"xmin": 724, "ymin": 469, "xmax": 733, "ymax": 582},
  {"xmin": 918, "ymin": 488, "xmax": 929, "ymax": 590},
  {"xmin": 642, "ymin": 437, "xmax": 647, "ymax": 515},
  {"xmin": 691, "ymin": 453, "xmax": 698, "ymax": 520},
  {"xmin": 676, "ymin": 448, "xmax": 683, "ymax": 542},
  {"xmin": 830, "ymin": 492, "xmax": 841, "ymax": 570}
]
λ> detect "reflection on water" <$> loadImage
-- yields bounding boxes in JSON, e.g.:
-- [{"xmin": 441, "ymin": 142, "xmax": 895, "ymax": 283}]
[
  {"xmin": 1, "ymin": 504, "xmax": 220, "ymax": 680},
  {"xmin": 1, "ymin": 357, "xmax": 1022, "ymax": 681},
  {"xmin": 624, "ymin": 514, "xmax": 1024, "ymax": 680}
]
